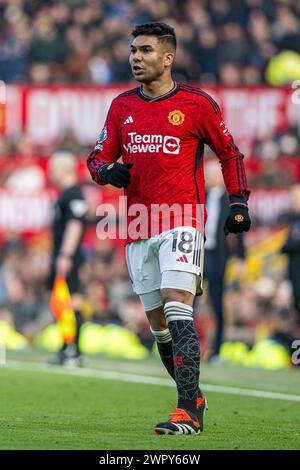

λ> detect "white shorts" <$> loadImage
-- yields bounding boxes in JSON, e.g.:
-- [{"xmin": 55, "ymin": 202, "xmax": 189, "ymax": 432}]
[{"xmin": 125, "ymin": 226, "xmax": 204, "ymax": 311}]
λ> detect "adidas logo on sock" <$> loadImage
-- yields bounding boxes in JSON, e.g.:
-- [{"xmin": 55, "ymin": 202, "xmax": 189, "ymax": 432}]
[
  {"xmin": 176, "ymin": 255, "xmax": 188, "ymax": 263},
  {"xmin": 124, "ymin": 116, "xmax": 134, "ymax": 125}
]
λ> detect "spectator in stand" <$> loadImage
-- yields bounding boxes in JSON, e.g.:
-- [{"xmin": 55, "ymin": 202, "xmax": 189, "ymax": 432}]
[
  {"xmin": 281, "ymin": 183, "xmax": 300, "ymax": 321},
  {"xmin": 29, "ymin": 12, "xmax": 70, "ymax": 66},
  {"xmin": 0, "ymin": 0, "xmax": 299, "ymax": 85}
]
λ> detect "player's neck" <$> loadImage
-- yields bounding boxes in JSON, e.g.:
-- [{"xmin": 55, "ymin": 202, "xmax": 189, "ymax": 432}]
[{"xmin": 141, "ymin": 78, "xmax": 175, "ymax": 99}]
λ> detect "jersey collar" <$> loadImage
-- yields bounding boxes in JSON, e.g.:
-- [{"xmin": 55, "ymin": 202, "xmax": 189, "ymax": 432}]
[{"xmin": 137, "ymin": 81, "xmax": 179, "ymax": 102}]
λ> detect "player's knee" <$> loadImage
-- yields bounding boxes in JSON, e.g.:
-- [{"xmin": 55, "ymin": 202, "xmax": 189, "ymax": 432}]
[
  {"xmin": 161, "ymin": 288, "xmax": 194, "ymax": 307},
  {"xmin": 145, "ymin": 307, "xmax": 167, "ymax": 331}
]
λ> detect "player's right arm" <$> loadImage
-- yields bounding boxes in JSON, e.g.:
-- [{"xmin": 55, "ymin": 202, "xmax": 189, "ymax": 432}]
[{"xmin": 87, "ymin": 101, "xmax": 132, "ymax": 188}]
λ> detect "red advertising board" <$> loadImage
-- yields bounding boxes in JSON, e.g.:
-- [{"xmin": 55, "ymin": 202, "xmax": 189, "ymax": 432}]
[
  {"xmin": 0, "ymin": 184, "xmax": 291, "ymax": 235},
  {"xmin": 0, "ymin": 84, "xmax": 298, "ymax": 236},
  {"xmin": 2, "ymin": 85, "xmax": 300, "ymax": 152}
]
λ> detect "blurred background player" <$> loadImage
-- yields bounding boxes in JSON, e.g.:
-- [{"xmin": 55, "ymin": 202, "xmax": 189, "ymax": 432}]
[
  {"xmin": 204, "ymin": 159, "xmax": 246, "ymax": 362},
  {"xmin": 48, "ymin": 151, "xmax": 88, "ymax": 366},
  {"xmin": 281, "ymin": 183, "xmax": 300, "ymax": 323}
]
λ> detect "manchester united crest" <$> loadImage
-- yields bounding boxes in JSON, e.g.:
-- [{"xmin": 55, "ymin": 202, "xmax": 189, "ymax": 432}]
[
  {"xmin": 234, "ymin": 214, "xmax": 245, "ymax": 222},
  {"xmin": 168, "ymin": 110, "xmax": 185, "ymax": 126}
]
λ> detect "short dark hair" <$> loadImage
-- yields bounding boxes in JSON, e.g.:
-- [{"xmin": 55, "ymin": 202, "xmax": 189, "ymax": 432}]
[{"xmin": 131, "ymin": 22, "xmax": 176, "ymax": 51}]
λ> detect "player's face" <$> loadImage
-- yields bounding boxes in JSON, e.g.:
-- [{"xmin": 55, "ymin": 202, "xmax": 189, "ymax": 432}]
[
  {"xmin": 49, "ymin": 162, "xmax": 62, "ymax": 186},
  {"xmin": 290, "ymin": 185, "xmax": 300, "ymax": 213},
  {"xmin": 129, "ymin": 35, "xmax": 173, "ymax": 83}
]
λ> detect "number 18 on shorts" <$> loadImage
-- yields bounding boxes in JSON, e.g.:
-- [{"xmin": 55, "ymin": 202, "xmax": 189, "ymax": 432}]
[{"xmin": 126, "ymin": 226, "xmax": 204, "ymax": 296}]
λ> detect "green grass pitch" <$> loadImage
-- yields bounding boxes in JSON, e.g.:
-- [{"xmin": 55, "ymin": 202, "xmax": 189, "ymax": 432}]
[{"xmin": 1, "ymin": 351, "xmax": 300, "ymax": 450}]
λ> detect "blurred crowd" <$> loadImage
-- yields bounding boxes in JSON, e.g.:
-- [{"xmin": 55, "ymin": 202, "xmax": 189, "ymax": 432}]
[
  {"xmin": 203, "ymin": 124, "xmax": 300, "ymax": 189},
  {"xmin": 0, "ymin": 0, "xmax": 300, "ymax": 85},
  {"xmin": 247, "ymin": 125, "xmax": 300, "ymax": 187},
  {"xmin": 0, "ymin": 217, "xmax": 298, "ymax": 362},
  {"xmin": 0, "ymin": 127, "xmax": 299, "ymax": 365},
  {"xmin": 0, "ymin": 0, "xmax": 300, "ymax": 367},
  {"xmin": 1, "ymin": 121, "xmax": 300, "ymax": 192},
  {"xmin": 0, "ymin": 231, "xmax": 153, "ymax": 349}
]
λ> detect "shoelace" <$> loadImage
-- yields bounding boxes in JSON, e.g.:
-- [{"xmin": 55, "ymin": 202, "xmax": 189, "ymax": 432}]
[{"xmin": 168, "ymin": 403, "xmax": 192, "ymax": 423}]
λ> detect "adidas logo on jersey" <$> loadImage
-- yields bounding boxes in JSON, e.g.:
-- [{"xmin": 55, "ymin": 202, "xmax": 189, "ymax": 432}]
[
  {"xmin": 176, "ymin": 255, "xmax": 188, "ymax": 263},
  {"xmin": 124, "ymin": 116, "xmax": 134, "ymax": 125}
]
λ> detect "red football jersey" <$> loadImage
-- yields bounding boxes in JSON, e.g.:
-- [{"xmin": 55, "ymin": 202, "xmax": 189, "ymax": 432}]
[{"xmin": 87, "ymin": 82, "xmax": 250, "ymax": 243}]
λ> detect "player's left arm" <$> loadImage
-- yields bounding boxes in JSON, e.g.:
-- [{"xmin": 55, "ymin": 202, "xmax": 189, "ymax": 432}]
[{"xmin": 199, "ymin": 99, "xmax": 251, "ymax": 234}]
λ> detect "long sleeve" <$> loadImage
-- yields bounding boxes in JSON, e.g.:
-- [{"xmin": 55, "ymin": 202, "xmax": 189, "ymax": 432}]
[
  {"xmin": 198, "ymin": 99, "xmax": 250, "ymax": 201},
  {"xmin": 87, "ymin": 101, "xmax": 122, "ymax": 185},
  {"xmin": 282, "ymin": 218, "xmax": 300, "ymax": 255}
]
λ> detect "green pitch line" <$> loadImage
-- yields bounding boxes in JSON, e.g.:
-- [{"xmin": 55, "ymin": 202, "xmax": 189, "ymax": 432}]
[
  {"xmin": 5, "ymin": 348, "xmax": 300, "ymax": 395},
  {"xmin": 5, "ymin": 360, "xmax": 300, "ymax": 403},
  {"xmin": 1, "ymin": 356, "xmax": 300, "ymax": 450}
]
